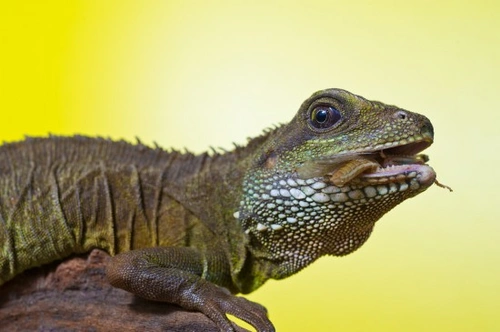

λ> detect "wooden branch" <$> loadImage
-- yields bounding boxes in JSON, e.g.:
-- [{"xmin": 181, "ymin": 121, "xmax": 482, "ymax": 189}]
[{"xmin": 0, "ymin": 249, "xmax": 246, "ymax": 331}]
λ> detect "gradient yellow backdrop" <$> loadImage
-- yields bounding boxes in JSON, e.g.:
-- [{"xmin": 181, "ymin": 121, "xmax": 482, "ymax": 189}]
[{"xmin": 1, "ymin": 1, "xmax": 499, "ymax": 331}]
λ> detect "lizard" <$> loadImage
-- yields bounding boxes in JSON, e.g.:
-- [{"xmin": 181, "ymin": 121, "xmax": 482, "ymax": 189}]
[{"xmin": 0, "ymin": 88, "xmax": 439, "ymax": 331}]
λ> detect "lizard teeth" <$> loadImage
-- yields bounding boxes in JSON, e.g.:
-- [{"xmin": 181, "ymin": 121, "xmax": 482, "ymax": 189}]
[{"xmin": 363, "ymin": 164, "xmax": 430, "ymax": 178}]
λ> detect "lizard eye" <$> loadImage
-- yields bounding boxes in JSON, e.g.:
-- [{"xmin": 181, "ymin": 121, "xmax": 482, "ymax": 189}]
[{"xmin": 310, "ymin": 106, "xmax": 342, "ymax": 129}]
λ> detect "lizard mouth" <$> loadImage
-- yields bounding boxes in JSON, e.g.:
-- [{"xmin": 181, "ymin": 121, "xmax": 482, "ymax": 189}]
[
  {"xmin": 354, "ymin": 140, "xmax": 436, "ymax": 186},
  {"xmin": 296, "ymin": 138, "xmax": 437, "ymax": 188}
]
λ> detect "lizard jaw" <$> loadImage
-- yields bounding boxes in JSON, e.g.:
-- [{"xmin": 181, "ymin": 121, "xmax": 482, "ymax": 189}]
[{"xmin": 357, "ymin": 163, "xmax": 436, "ymax": 187}]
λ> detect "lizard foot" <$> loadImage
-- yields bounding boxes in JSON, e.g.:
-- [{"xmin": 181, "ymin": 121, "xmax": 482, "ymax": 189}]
[{"xmin": 107, "ymin": 248, "xmax": 275, "ymax": 332}]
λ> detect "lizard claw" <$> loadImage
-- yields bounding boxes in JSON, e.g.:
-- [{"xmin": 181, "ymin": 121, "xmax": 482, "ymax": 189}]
[{"xmin": 189, "ymin": 285, "xmax": 275, "ymax": 332}]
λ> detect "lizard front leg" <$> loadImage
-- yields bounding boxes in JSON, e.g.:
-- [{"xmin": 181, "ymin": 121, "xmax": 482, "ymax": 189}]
[{"xmin": 106, "ymin": 247, "xmax": 274, "ymax": 332}]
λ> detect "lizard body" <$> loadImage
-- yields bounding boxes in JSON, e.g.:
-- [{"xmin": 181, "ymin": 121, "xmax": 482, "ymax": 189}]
[{"xmin": 0, "ymin": 89, "xmax": 437, "ymax": 331}]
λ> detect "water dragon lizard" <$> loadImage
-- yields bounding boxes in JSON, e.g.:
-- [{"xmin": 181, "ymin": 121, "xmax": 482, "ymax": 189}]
[{"xmin": 0, "ymin": 88, "xmax": 443, "ymax": 331}]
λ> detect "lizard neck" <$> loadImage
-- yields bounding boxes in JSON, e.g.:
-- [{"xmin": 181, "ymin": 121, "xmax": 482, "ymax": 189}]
[{"xmin": 233, "ymin": 126, "xmax": 378, "ymax": 280}]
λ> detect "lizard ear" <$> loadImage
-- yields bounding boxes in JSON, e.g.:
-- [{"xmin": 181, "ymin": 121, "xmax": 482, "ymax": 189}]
[{"xmin": 256, "ymin": 149, "xmax": 278, "ymax": 170}]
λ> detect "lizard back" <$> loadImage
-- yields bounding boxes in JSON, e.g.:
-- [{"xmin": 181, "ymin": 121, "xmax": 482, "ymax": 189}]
[{"xmin": 0, "ymin": 136, "xmax": 217, "ymax": 285}]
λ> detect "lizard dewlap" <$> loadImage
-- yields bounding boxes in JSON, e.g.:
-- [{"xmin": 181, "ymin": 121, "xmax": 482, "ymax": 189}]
[{"xmin": 0, "ymin": 88, "xmax": 438, "ymax": 332}]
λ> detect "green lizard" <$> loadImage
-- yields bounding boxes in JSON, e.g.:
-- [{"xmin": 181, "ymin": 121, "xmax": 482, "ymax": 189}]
[{"xmin": 0, "ymin": 88, "xmax": 438, "ymax": 331}]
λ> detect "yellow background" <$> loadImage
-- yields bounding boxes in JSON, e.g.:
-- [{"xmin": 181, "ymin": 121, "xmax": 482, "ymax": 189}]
[{"xmin": 1, "ymin": 1, "xmax": 499, "ymax": 331}]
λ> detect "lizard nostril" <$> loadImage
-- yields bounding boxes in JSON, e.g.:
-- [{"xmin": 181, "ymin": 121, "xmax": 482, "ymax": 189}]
[{"xmin": 394, "ymin": 110, "xmax": 408, "ymax": 120}]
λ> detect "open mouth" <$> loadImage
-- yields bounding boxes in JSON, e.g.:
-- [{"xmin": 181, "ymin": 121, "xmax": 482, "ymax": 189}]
[
  {"xmin": 372, "ymin": 140, "xmax": 432, "ymax": 166},
  {"xmin": 297, "ymin": 139, "xmax": 437, "ymax": 188},
  {"xmin": 351, "ymin": 140, "xmax": 436, "ymax": 186}
]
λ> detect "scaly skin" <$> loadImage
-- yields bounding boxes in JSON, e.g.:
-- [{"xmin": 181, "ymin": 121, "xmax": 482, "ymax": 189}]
[{"xmin": 0, "ymin": 89, "xmax": 437, "ymax": 331}]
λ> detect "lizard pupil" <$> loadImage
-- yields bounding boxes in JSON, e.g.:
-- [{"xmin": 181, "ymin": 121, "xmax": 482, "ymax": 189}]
[
  {"xmin": 310, "ymin": 106, "xmax": 341, "ymax": 129},
  {"xmin": 316, "ymin": 109, "xmax": 328, "ymax": 123}
]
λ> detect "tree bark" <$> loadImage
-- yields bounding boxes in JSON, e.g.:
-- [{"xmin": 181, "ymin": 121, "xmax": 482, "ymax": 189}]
[{"xmin": 0, "ymin": 249, "xmax": 246, "ymax": 332}]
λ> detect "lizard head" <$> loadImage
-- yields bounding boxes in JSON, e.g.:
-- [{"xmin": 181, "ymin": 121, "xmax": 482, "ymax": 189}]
[{"xmin": 238, "ymin": 88, "xmax": 437, "ymax": 279}]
